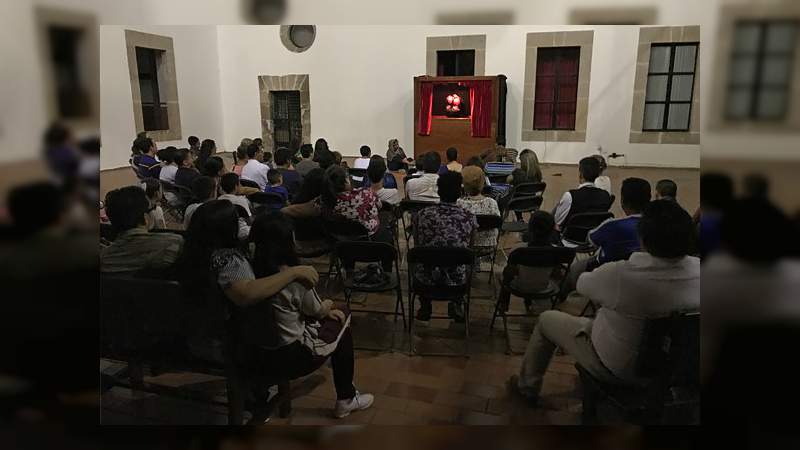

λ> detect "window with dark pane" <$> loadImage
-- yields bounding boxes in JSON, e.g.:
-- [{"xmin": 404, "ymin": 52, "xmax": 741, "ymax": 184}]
[
  {"xmin": 271, "ymin": 91, "xmax": 302, "ymax": 152},
  {"xmin": 533, "ymin": 47, "xmax": 580, "ymax": 130},
  {"xmin": 135, "ymin": 47, "xmax": 169, "ymax": 131},
  {"xmin": 436, "ymin": 50, "xmax": 476, "ymax": 76},
  {"xmin": 48, "ymin": 25, "xmax": 90, "ymax": 119},
  {"xmin": 726, "ymin": 21, "xmax": 798, "ymax": 121},
  {"xmin": 643, "ymin": 43, "xmax": 698, "ymax": 131}
]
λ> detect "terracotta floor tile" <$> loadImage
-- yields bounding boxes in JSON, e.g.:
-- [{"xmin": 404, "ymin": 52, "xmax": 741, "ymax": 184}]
[
  {"xmin": 457, "ymin": 410, "xmax": 511, "ymax": 425},
  {"xmin": 383, "ymin": 382, "xmax": 438, "ymax": 403},
  {"xmin": 433, "ymin": 390, "xmax": 488, "ymax": 413}
]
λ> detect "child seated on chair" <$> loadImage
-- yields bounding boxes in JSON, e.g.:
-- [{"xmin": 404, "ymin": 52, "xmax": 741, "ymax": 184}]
[
  {"xmin": 264, "ymin": 170, "xmax": 289, "ymax": 208},
  {"xmin": 141, "ymin": 178, "xmax": 166, "ymax": 230}
]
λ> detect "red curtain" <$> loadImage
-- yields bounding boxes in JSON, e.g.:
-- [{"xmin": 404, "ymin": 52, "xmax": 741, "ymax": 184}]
[
  {"xmin": 417, "ymin": 82, "xmax": 433, "ymax": 136},
  {"xmin": 465, "ymin": 80, "xmax": 492, "ymax": 138}
]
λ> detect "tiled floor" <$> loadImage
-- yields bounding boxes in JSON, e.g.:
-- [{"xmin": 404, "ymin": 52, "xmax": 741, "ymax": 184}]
[{"xmin": 102, "ymin": 230, "xmax": 601, "ymax": 425}]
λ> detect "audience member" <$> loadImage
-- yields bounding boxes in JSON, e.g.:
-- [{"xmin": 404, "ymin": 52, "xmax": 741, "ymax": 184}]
[
  {"xmin": 510, "ymin": 200, "xmax": 700, "ymax": 404},
  {"xmin": 360, "ymin": 155, "xmax": 398, "ymax": 189},
  {"xmin": 552, "ymin": 157, "xmax": 612, "ymax": 230},
  {"xmin": 187, "ymin": 136, "xmax": 200, "ymax": 158},
  {"xmin": 273, "ymin": 146, "xmax": 302, "ymax": 198},
  {"xmin": 141, "ymin": 178, "xmax": 167, "ymax": 230},
  {"xmin": 42, "ymin": 123, "xmax": 79, "ymax": 184},
  {"xmin": 241, "ymin": 143, "xmax": 271, "ymax": 190},
  {"xmin": 263, "ymin": 151, "xmax": 274, "ymax": 169},
  {"xmin": 265, "ymin": 170, "xmax": 289, "ymax": 207},
  {"xmin": 218, "ymin": 173, "xmax": 252, "ymax": 217},
  {"xmin": 184, "ymin": 176, "xmax": 219, "ymax": 228},
  {"xmin": 320, "ymin": 166, "xmax": 388, "ymax": 243},
  {"xmin": 508, "ymin": 149, "xmax": 542, "ymax": 186},
  {"xmin": 132, "ymin": 136, "xmax": 160, "ymax": 179},
  {"xmin": 195, "ymin": 139, "xmax": 216, "ymax": 172},
  {"xmin": 232, "ymin": 144, "xmax": 248, "ymax": 176},
  {"xmin": 697, "ymin": 173, "xmax": 733, "ymax": 259},
  {"xmin": 101, "ymin": 186, "xmax": 183, "ymax": 275},
  {"xmin": 593, "ymin": 154, "xmax": 612, "ymax": 194},
  {"xmin": 445, "ymin": 147, "xmax": 462, "ymax": 173},
  {"xmin": 457, "ymin": 166, "xmax": 500, "ymax": 248},
  {"xmin": 386, "ymin": 138, "xmax": 412, "ymax": 166},
  {"xmin": 173, "ymin": 149, "xmax": 200, "ymax": 189},
  {"xmin": 366, "ymin": 157, "xmax": 401, "ymax": 205},
  {"xmin": 412, "ymin": 171, "xmax": 477, "ymax": 322},
  {"xmin": 295, "ymin": 144, "xmax": 319, "ymax": 177},
  {"xmin": 405, "ymin": 152, "xmax": 441, "ymax": 202},
  {"xmin": 313, "ymin": 138, "xmax": 334, "ymax": 166},
  {"xmin": 157, "ymin": 147, "xmax": 179, "ymax": 184},
  {"xmin": 203, "ymin": 156, "xmax": 227, "ymax": 180},
  {"xmin": 354, "ymin": 146, "xmax": 372, "ymax": 170},
  {"xmin": 655, "ymin": 179, "xmax": 678, "ymax": 202}
]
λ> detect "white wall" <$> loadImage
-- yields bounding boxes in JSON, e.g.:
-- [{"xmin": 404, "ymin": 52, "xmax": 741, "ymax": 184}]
[
  {"xmin": 217, "ymin": 25, "xmax": 700, "ymax": 168},
  {"xmin": 99, "ymin": 25, "xmax": 225, "ymax": 169}
]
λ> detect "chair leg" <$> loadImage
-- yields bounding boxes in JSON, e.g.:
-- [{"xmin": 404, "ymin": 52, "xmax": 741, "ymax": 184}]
[
  {"xmin": 490, "ymin": 297, "xmax": 501, "ymax": 331},
  {"xmin": 464, "ymin": 296, "xmax": 470, "ymax": 356},
  {"xmin": 501, "ymin": 308, "xmax": 512, "ymax": 355},
  {"xmin": 408, "ymin": 293, "xmax": 415, "ymax": 354}
]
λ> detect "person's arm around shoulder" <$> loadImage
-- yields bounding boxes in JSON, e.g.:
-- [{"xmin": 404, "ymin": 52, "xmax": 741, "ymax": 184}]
[
  {"xmin": 224, "ymin": 266, "xmax": 319, "ymax": 307},
  {"xmin": 282, "ymin": 198, "xmax": 322, "ymax": 219},
  {"xmin": 576, "ymin": 259, "xmax": 623, "ymax": 310}
]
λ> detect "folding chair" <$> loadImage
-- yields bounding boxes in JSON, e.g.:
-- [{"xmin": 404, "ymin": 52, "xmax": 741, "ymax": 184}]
[
  {"xmin": 407, "ymin": 247, "xmax": 475, "ymax": 356},
  {"xmin": 380, "ymin": 201, "xmax": 402, "ymax": 251},
  {"xmin": 490, "ymin": 246, "xmax": 576, "ymax": 353},
  {"xmin": 561, "ymin": 211, "xmax": 614, "ymax": 254},
  {"xmin": 336, "ymin": 241, "xmax": 405, "ymax": 350},
  {"xmin": 159, "ymin": 180, "xmax": 192, "ymax": 221},
  {"xmin": 513, "ymin": 182, "xmax": 547, "ymax": 197},
  {"xmin": 577, "ymin": 311, "xmax": 699, "ymax": 424},
  {"xmin": 348, "ymin": 168, "xmax": 367, "ymax": 185},
  {"xmin": 472, "ymin": 214, "xmax": 503, "ymax": 285},
  {"xmin": 247, "ymin": 192, "xmax": 286, "ymax": 215},
  {"xmin": 322, "ymin": 216, "xmax": 371, "ymax": 289},
  {"xmin": 398, "ymin": 199, "xmax": 435, "ymax": 245},
  {"xmin": 501, "ymin": 196, "xmax": 544, "ymax": 233}
]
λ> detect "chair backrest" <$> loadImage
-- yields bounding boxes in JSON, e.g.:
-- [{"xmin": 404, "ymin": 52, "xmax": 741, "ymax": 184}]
[
  {"xmin": 247, "ymin": 192, "xmax": 286, "ymax": 212},
  {"xmin": 400, "ymin": 199, "xmax": 437, "ymax": 214},
  {"xmin": 348, "ymin": 168, "xmax": 367, "ymax": 179},
  {"xmin": 475, "ymin": 214, "xmax": 503, "ymax": 232},
  {"xmin": 239, "ymin": 178, "xmax": 261, "ymax": 189},
  {"xmin": 291, "ymin": 216, "xmax": 327, "ymax": 243},
  {"xmin": 506, "ymin": 195, "xmax": 544, "ymax": 214},
  {"xmin": 507, "ymin": 246, "xmax": 576, "ymax": 268},
  {"xmin": 323, "ymin": 215, "xmax": 370, "ymax": 242},
  {"xmin": 513, "ymin": 182, "xmax": 547, "ymax": 197},
  {"xmin": 562, "ymin": 211, "xmax": 614, "ymax": 244},
  {"xmin": 636, "ymin": 311, "xmax": 700, "ymax": 385},
  {"xmin": 487, "ymin": 174, "xmax": 509, "ymax": 185},
  {"xmin": 335, "ymin": 241, "xmax": 397, "ymax": 271},
  {"xmin": 407, "ymin": 246, "xmax": 475, "ymax": 268}
]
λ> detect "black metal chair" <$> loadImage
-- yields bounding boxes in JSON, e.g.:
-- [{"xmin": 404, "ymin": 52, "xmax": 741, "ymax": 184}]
[
  {"xmin": 490, "ymin": 246, "xmax": 576, "ymax": 353},
  {"xmin": 577, "ymin": 311, "xmax": 700, "ymax": 424},
  {"xmin": 159, "ymin": 180, "xmax": 192, "ymax": 221},
  {"xmin": 348, "ymin": 167, "xmax": 367, "ymax": 184},
  {"xmin": 488, "ymin": 174, "xmax": 510, "ymax": 185},
  {"xmin": 472, "ymin": 214, "xmax": 503, "ymax": 285},
  {"xmin": 322, "ymin": 216, "xmax": 371, "ymax": 289},
  {"xmin": 239, "ymin": 178, "xmax": 261, "ymax": 190},
  {"xmin": 336, "ymin": 241, "xmax": 405, "ymax": 350},
  {"xmin": 247, "ymin": 192, "xmax": 286, "ymax": 215},
  {"xmin": 380, "ymin": 201, "xmax": 402, "ymax": 251},
  {"xmin": 399, "ymin": 199, "xmax": 436, "ymax": 245},
  {"xmin": 561, "ymin": 211, "xmax": 614, "ymax": 254},
  {"xmin": 513, "ymin": 182, "xmax": 547, "ymax": 197},
  {"xmin": 501, "ymin": 196, "xmax": 545, "ymax": 233},
  {"xmin": 407, "ymin": 247, "xmax": 476, "ymax": 356}
]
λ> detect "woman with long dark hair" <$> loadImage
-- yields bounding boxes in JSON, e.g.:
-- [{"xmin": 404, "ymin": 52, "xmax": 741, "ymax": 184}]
[
  {"xmin": 321, "ymin": 165, "xmax": 387, "ymax": 242},
  {"xmin": 195, "ymin": 139, "xmax": 216, "ymax": 172},
  {"xmin": 249, "ymin": 212, "xmax": 374, "ymax": 418}
]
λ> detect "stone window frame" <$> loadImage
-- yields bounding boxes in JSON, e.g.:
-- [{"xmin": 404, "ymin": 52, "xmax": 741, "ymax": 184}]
[
  {"xmin": 569, "ymin": 7, "xmax": 658, "ymax": 26},
  {"xmin": 426, "ymin": 34, "xmax": 486, "ymax": 76},
  {"xmin": 35, "ymin": 7, "xmax": 99, "ymax": 129},
  {"xmin": 522, "ymin": 30, "xmax": 594, "ymax": 143},
  {"xmin": 629, "ymin": 26, "xmax": 701, "ymax": 145},
  {"xmin": 709, "ymin": 4, "xmax": 800, "ymax": 133},
  {"xmin": 258, "ymin": 74, "xmax": 311, "ymax": 153},
  {"xmin": 124, "ymin": 29, "xmax": 182, "ymax": 142}
]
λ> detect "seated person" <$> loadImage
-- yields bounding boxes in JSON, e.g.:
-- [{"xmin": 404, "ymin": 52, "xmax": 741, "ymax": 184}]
[
  {"xmin": 241, "ymin": 143, "xmax": 270, "ymax": 190},
  {"xmin": 101, "ymin": 186, "xmax": 183, "ymax": 276},
  {"xmin": 456, "ymin": 166, "xmax": 500, "ymax": 248},
  {"xmin": 132, "ymin": 136, "xmax": 161, "ymax": 179},
  {"xmin": 264, "ymin": 170, "xmax": 290, "ymax": 207},
  {"xmin": 386, "ymin": 138, "xmax": 413, "ymax": 171},
  {"xmin": 655, "ymin": 179, "xmax": 678, "ymax": 202},
  {"xmin": 697, "ymin": 173, "xmax": 733, "ymax": 259},
  {"xmin": 445, "ymin": 147, "xmax": 463, "ymax": 173},
  {"xmin": 184, "ymin": 176, "xmax": 219, "ymax": 228},
  {"xmin": 203, "ymin": 155, "xmax": 227, "ymax": 180},
  {"xmin": 353, "ymin": 145, "xmax": 372, "ymax": 172},
  {"xmin": 218, "ymin": 172, "xmax": 252, "ymax": 217},
  {"xmin": 262, "ymin": 151, "xmax": 274, "ymax": 170},
  {"xmin": 141, "ymin": 178, "xmax": 167, "ymax": 230},
  {"xmin": 593, "ymin": 154, "xmax": 612, "ymax": 194},
  {"xmin": 248, "ymin": 212, "xmax": 374, "ymax": 418},
  {"xmin": 509, "ymin": 200, "xmax": 700, "ymax": 404},
  {"xmin": 173, "ymin": 148, "xmax": 200, "ymax": 190},
  {"xmin": 295, "ymin": 144, "xmax": 320, "ymax": 178},
  {"xmin": 405, "ymin": 152, "xmax": 441, "ymax": 202},
  {"xmin": 320, "ymin": 166, "xmax": 390, "ymax": 244},
  {"xmin": 508, "ymin": 149, "xmax": 542, "ymax": 186},
  {"xmin": 157, "ymin": 147, "xmax": 179, "ymax": 184},
  {"xmin": 360, "ymin": 155, "xmax": 398, "ymax": 189},
  {"xmin": 413, "ymin": 172, "xmax": 477, "ymax": 322},
  {"xmin": 553, "ymin": 156, "xmax": 612, "ymax": 231},
  {"xmin": 367, "ymin": 157, "xmax": 402, "ymax": 206},
  {"xmin": 273, "ymin": 146, "xmax": 302, "ymax": 199}
]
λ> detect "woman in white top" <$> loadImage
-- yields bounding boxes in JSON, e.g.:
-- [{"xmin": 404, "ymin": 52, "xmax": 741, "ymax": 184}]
[
  {"xmin": 457, "ymin": 166, "xmax": 500, "ymax": 248},
  {"xmin": 593, "ymin": 154, "xmax": 612, "ymax": 194}
]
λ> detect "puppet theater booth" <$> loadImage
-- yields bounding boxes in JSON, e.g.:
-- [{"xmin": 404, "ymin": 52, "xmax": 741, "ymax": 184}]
[{"xmin": 414, "ymin": 75, "xmax": 507, "ymax": 163}]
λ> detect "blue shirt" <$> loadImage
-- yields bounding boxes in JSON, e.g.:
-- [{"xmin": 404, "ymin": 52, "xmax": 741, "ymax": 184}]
[
  {"xmin": 360, "ymin": 173, "xmax": 397, "ymax": 189},
  {"xmin": 588, "ymin": 215, "xmax": 642, "ymax": 265},
  {"xmin": 264, "ymin": 185, "xmax": 289, "ymax": 209},
  {"xmin": 135, "ymin": 154, "xmax": 161, "ymax": 179}
]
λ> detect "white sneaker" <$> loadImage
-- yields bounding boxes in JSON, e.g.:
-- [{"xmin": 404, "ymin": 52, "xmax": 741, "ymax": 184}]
[{"xmin": 333, "ymin": 391, "xmax": 374, "ymax": 418}]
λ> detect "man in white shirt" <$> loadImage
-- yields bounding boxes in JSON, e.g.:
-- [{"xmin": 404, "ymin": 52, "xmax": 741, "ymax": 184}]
[
  {"xmin": 510, "ymin": 200, "xmax": 700, "ymax": 403},
  {"xmin": 159, "ymin": 156, "xmax": 179, "ymax": 184},
  {"xmin": 218, "ymin": 173, "xmax": 252, "ymax": 217},
  {"xmin": 552, "ymin": 156, "xmax": 612, "ymax": 230},
  {"xmin": 404, "ymin": 152, "xmax": 441, "ymax": 202},
  {"xmin": 366, "ymin": 157, "xmax": 401, "ymax": 205},
  {"xmin": 353, "ymin": 145, "xmax": 372, "ymax": 170},
  {"xmin": 240, "ymin": 143, "xmax": 270, "ymax": 190}
]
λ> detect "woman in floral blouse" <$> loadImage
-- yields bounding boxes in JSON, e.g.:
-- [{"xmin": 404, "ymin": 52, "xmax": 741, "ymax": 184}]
[{"xmin": 320, "ymin": 165, "xmax": 392, "ymax": 244}]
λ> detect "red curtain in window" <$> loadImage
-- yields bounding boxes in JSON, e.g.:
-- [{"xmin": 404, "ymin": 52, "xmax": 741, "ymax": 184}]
[
  {"xmin": 417, "ymin": 82, "xmax": 434, "ymax": 136},
  {"xmin": 556, "ymin": 53, "xmax": 579, "ymax": 129},
  {"xmin": 464, "ymin": 80, "xmax": 492, "ymax": 138}
]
